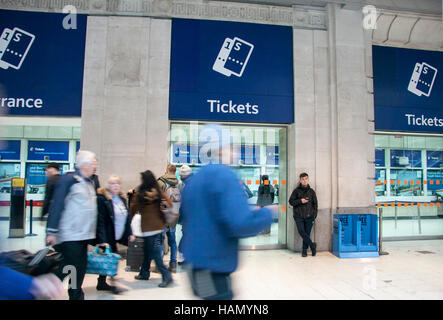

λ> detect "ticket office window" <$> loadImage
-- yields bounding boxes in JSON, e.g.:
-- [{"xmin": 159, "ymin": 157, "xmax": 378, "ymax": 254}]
[
  {"xmin": 170, "ymin": 122, "xmax": 287, "ymax": 248},
  {"xmin": 375, "ymin": 135, "xmax": 443, "ymax": 200},
  {"xmin": 25, "ymin": 163, "xmax": 69, "ymax": 196}
]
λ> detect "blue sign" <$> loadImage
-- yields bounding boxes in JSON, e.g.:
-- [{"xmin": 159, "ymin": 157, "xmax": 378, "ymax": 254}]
[
  {"xmin": 427, "ymin": 151, "xmax": 443, "ymax": 168},
  {"xmin": 390, "ymin": 150, "xmax": 422, "ymax": 168},
  {"xmin": 76, "ymin": 141, "xmax": 80, "ymax": 152},
  {"xmin": 169, "ymin": 18, "xmax": 294, "ymax": 124},
  {"xmin": 373, "ymin": 46, "xmax": 443, "ymax": 133},
  {"xmin": 427, "ymin": 170, "xmax": 443, "ymax": 192},
  {"xmin": 26, "ymin": 163, "xmax": 47, "ymax": 189},
  {"xmin": 28, "ymin": 141, "xmax": 69, "ymax": 161},
  {"xmin": 0, "ymin": 9, "xmax": 87, "ymax": 116},
  {"xmin": 375, "ymin": 149, "xmax": 385, "ymax": 167},
  {"xmin": 0, "ymin": 140, "xmax": 21, "ymax": 160}
]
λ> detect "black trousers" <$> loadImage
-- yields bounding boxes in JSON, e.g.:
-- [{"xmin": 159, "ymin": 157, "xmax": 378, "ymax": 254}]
[
  {"xmin": 188, "ymin": 269, "xmax": 233, "ymax": 300},
  {"xmin": 294, "ymin": 216, "xmax": 315, "ymax": 251},
  {"xmin": 53, "ymin": 240, "xmax": 89, "ymax": 300}
]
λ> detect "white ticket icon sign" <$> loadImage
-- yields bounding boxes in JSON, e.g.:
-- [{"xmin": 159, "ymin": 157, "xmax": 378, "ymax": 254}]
[
  {"xmin": 213, "ymin": 37, "xmax": 254, "ymax": 77},
  {"xmin": 407, "ymin": 62, "xmax": 438, "ymax": 97},
  {"xmin": 0, "ymin": 27, "xmax": 35, "ymax": 70}
]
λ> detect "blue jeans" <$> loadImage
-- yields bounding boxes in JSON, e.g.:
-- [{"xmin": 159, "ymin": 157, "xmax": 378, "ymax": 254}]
[
  {"xmin": 161, "ymin": 227, "xmax": 177, "ymax": 265},
  {"xmin": 140, "ymin": 233, "xmax": 172, "ymax": 282}
]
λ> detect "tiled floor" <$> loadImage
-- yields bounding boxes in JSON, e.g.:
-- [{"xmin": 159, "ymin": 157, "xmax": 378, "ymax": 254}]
[{"xmin": 1, "ymin": 221, "xmax": 443, "ymax": 300}]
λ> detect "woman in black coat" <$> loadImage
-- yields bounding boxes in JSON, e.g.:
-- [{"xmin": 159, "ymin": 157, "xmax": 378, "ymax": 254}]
[{"xmin": 96, "ymin": 175, "xmax": 135, "ymax": 294}]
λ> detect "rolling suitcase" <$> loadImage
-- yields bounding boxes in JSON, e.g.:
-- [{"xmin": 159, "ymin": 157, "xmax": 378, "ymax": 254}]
[{"xmin": 125, "ymin": 237, "xmax": 144, "ymax": 272}]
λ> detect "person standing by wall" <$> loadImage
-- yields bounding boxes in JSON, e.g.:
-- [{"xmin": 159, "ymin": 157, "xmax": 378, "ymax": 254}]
[
  {"xmin": 288, "ymin": 172, "xmax": 318, "ymax": 257},
  {"xmin": 41, "ymin": 163, "xmax": 62, "ymax": 218},
  {"xmin": 45, "ymin": 150, "xmax": 98, "ymax": 300}
]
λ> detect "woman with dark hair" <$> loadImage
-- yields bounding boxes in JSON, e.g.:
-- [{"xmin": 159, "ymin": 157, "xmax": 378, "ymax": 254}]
[
  {"xmin": 129, "ymin": 170, "xmax": 173, "ymax": 288},
  {"xmin": 257, "ymin": 175, "xmax": 275, "ymax": 235}
]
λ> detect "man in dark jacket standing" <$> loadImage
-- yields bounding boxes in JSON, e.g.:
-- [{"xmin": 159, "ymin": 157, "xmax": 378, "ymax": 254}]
[
  {"xmin": 289, "ymin": 172, "xmax": 318, "ymax": 257},
  {"xmin": 41, "ymin": 163, "xmax": 62, "ymax": 218}
]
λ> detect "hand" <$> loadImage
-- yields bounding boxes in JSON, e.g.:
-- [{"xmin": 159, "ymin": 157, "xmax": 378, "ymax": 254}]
[
  {"xmin": 29, "ymin": 273, "xmax": 65, "ymax": 300},
  {"xmin": 301, "ymin": 198, "xmax": 309, "ymax": 204},
  {"xmin": 98, "ymin": 243, "xmax": 109, "ymax": 248},
  {"xmin": 129, "ymin": 235, "xmax": 136, "ymax": 242},
  {"xmin": 127, "ymin": 189, "xmax": 134, "ymax": 195},
  {"xmin": 46, "ymin": 234, "xmax": 56, "ymax": 247}
]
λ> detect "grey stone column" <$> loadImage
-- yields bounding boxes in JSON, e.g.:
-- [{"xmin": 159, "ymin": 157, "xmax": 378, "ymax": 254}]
[{"xmin": 80, "ymin": 16, "xmax": 171, "ymax": 192}]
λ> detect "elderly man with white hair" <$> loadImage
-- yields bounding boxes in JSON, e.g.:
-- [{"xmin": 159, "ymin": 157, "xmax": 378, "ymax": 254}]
[{"xmin": 46, "ymin": 150, "xmax": 98, "ymax": 300}]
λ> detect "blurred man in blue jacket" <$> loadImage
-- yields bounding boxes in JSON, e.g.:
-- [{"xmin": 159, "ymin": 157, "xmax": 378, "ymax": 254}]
[{"xmin": 180, "ymin": 125, "xmax": 274, "ymax": 300}]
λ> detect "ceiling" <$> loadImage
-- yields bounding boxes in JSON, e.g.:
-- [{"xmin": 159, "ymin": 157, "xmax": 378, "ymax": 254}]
[{"xmin": 212, "ymin": 0, "xmax": 443, "ymax": 15}]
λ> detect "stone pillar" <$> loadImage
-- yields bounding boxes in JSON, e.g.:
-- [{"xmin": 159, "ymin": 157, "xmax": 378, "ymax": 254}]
[
  {"xmin": 287, "ymin": 5, "xmax": 374, "ymax": 252},
  {"xmin": 80, "ymin": 16, "xmax": 171, "ymax": 192}
]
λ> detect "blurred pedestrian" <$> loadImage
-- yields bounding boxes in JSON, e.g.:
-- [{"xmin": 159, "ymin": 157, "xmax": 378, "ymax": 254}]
[
  {"xmin": 95, "ymin": 175, "xmax": 135, "ymax": 294},
  {"xmin": 130, "ymin": 170, "xmax": 173, "ymax": 288},
  {"xmin": 180, "ymin": 125, "xmax": 274, "ymax": 300},
  {"xmin": 288, "ymin": 172, "xmax": 318, "ymax": 257},
  {"xmin": 157, "ymin": 164, "xmax": 180, "ymax": 273},
  {"xmin": 177, "ymin": 165, "xmax": 192, "ymax": 266},
  {"xmin": 46, "ymin": 150, "xmax": 98, "ymax": 300},
  {"xmin": 41, "ymin": 163, "xmax": 62, "ymax": 218},
  {"xmin": 0, "ymin": 266, "xmax": 64, "ymax": 300}
]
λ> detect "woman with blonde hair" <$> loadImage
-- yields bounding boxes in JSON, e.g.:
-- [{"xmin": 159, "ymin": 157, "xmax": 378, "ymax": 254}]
[{"xmin": 96, "ymin": 175, "xmax": 135, "ymax": 294}]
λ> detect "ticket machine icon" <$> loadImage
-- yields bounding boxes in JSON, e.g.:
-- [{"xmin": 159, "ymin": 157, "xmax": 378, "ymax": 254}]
[
  {"xmin": 213, "ymin": 37, "xmax": 254, "ymax": 78},
  {"xmin": 0, "ymin": 27, "xmax": 35, "ymax": 70},
  {"xmin": 407, "ymin": 62, "xmax": 438, "ymax": 97}
]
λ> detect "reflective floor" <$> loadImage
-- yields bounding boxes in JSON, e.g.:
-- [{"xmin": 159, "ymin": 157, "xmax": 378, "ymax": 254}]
[{"xmin": 1, "ymin": 221, "xmax": 443, "ymax": 300}]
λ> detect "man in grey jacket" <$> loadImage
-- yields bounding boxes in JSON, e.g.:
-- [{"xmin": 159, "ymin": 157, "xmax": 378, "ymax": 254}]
[{"xmin": 46, "ymin": 150, "xmax": 98, "ymax": 300}]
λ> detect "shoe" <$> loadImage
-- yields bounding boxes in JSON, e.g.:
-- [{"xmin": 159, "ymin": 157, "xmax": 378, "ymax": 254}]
[
  {"xmin": 169, "ymin": 263, "xmax": 177, "ymax": 273},
  {"xmin": 311, "ymin": 243, "xmax": 317, "ymax": 256},
  {"xmin": 134, "ymin": 274, "xmax": 150, "ymax": 280},
  {"xmin": 96, "ymin": 282, "xmax": 123, "ymax": 294},
  {"xmin": 302, "ymin": 251, "xmax": 307, "ymax": 257},
  {"xmin": 158, "ymin": 279, "xmax": 173, "ymax": 288},
  {"xmin": 177, "ymin": 260, "xmax": 187, "ymax": 266}
]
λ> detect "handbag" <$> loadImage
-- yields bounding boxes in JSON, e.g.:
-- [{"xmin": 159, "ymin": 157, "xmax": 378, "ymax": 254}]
[
  {"xmin": 86, "ymin": 246, "xmax": 121, "ymax": 277},
  {"xmin": 130, "ymin": 213, "xmax": 143, "ymax": 237},
  {"xmin": 0, "ymin": 247, "xmax": 63, "ymax": 276},
  {"xmin": 160, "ymin": 199, "xmax": 179, "ymax": 225}
]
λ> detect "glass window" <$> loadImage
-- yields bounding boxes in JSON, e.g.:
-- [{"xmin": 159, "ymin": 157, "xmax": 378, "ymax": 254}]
[
  {"xmin": 170, "ymin": 122, "xmax": 287, "ymax": 248},
  {"xmin": 375, "ymin": 134, "xmax": 443, "ymax": 239}
]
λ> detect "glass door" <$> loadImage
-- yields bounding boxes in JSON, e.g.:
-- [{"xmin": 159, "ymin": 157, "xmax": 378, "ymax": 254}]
[{"xmin": 170, "ymin": 122, "xmax": 288, "ymax": 249}]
